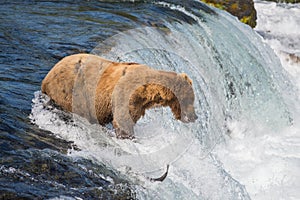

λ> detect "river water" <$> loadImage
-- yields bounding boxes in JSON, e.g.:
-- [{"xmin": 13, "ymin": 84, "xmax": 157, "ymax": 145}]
[{"xmin": 0, "ymin": 0, "xmax": 299, "ymax": 199}]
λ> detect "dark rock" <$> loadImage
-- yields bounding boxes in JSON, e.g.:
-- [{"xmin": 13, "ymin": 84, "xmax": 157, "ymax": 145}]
[
  {"xmin": 200, "ymin": 0, "xmax": 257, "ymax": 28},
  {"xmin": 263, "ymin": 0, "xmax": 300, "ymax": 3}
]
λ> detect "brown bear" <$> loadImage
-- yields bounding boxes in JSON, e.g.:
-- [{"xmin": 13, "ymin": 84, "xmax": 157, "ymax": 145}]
[{"xmin": 41, "ymin": 53, "xmax": 197, "ymax": 139}]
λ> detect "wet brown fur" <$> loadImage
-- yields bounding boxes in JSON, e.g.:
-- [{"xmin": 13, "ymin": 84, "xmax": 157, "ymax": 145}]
[
  {"xmin": 41, "ymin": 53, "xmax": 197, "ymax": 138},
  {"xmin": 129, "ymin": 84, "xmax": 181, "ymax": 123}
]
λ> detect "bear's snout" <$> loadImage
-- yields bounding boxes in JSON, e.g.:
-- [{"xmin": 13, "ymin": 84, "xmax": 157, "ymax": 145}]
[
  {"xmin": 182, "ymin": 112, "xmax": 198, "ymax": 123},
  {"xmin": 190, "ymin": 113, "xmax": 198, "ymax": 122}
]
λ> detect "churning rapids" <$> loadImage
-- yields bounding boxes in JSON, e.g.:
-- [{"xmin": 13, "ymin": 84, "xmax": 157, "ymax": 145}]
[{"xmin": 1, "ymin": 0, "xmax": 299, "ymax": 199}]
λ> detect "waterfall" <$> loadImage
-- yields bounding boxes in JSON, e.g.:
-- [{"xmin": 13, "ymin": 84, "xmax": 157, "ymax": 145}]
[{"xmin": 30, "ymin": 1, "xmax": 298, "ymax": 199}]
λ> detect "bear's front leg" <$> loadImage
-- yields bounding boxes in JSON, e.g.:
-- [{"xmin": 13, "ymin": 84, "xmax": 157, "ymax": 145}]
[
  {"xmin": 116, "ymin": 128, "xmax": 135, "ymax": 139},
  {"xmin": 113, "ymin": 120, "xmax": 135, "ymax": 139}
]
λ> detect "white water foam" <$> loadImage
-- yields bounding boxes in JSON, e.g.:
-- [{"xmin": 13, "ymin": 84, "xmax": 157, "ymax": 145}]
[
  {"xmin": 30, "ymin": 1, "xmax": 300, "ymax": 199},
  {"xmin": 214, "ymin": 117, "xmax": 300, "ymax": 200},
  {"xmin": 30, "ymin": 91, "xmax": 249, "ymax": 199},
  {"xmin": 255, "ymin": 0, "xmax": 300, "ymax": 94},
  {"xmin": 214, "ymin": 1, "xmax": 300, "ymax": 200}
]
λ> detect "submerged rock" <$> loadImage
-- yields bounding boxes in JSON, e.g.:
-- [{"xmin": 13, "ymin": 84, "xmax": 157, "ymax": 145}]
[{"xmin": 200, "ymin": 0, "xmax": 257, "ymax": 27}]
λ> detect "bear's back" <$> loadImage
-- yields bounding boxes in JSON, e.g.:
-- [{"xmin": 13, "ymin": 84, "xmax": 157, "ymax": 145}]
[{"xmin": 41, "ymin": 54, "xmax": 112, "ymax": 115}]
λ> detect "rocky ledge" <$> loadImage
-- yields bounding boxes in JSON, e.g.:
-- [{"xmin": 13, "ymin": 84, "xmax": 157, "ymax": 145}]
[{"xmin": 200, "ymin": 0, "xmax": 257, "ymax": 28}]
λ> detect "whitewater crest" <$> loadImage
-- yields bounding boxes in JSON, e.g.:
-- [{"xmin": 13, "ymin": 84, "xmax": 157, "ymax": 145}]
[{"xmin": 30, "ymin": 0, "xmax": 298, "ymax": 199}]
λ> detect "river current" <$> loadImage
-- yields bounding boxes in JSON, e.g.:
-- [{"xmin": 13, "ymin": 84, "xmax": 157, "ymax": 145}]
[{"xmin": 0, "ymin": 0, "xmax": 298, "ymax": 199}]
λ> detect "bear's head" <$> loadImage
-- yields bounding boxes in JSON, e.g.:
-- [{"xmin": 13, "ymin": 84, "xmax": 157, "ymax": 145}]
[
  {"xmin": 127, "ymin": 72, "xmax": 198, "ymax": 124},
  {"xmin": 175, "ymin": 73, "xmax": 198, "ymax": 123},
  {"xmin": 112, "ymin": 68, "xmax": 198, "ymax": 139}
]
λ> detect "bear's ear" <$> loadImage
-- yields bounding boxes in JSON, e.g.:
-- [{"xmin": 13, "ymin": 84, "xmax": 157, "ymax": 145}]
[{"xmin": 178, "ymin": 73, "xmax": 192, "ymax": 85}]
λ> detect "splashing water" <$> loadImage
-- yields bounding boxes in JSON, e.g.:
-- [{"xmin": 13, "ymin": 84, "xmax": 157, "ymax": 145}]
[{"xmin": 29, "ymin": 0, "xmax": 299, "ymax": 199}]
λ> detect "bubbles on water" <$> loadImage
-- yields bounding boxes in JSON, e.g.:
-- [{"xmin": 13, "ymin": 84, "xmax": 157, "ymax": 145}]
[
  {"xmin": 31, "ymin": 1, "xmax": 298, "ymax": 198},
  {"xmin": 30, "ymin": 91, "xmax": 193, "ymax": 174}
]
